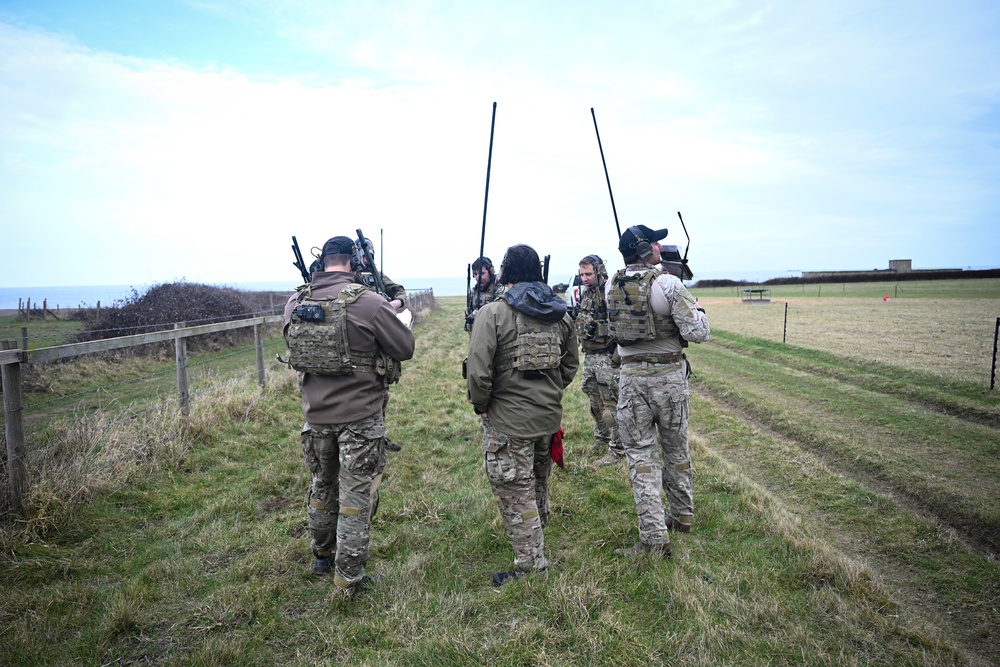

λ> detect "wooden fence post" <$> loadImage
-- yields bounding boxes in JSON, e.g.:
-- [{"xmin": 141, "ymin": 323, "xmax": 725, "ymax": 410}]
[
  {"xmin": 1, "ymin": 340, "xmax": 28, "ymax": 514},
  {"xmin": 254, "ymin": 323, "xmax": 266, "ymax": 389},
  {"xmin": 175, "ymin": 323, "xmax": 189, "ymax": 417},
  {"xmin": 783, "ymin": 303, "xmax": 789, "ymax": 344},
  {"xmin": 21, "ymin": 327, "xmax": 28, "ymax": 351},
  {"xmin": 991, "ymin": 317, "xmax": 999, "ymax": 391}
]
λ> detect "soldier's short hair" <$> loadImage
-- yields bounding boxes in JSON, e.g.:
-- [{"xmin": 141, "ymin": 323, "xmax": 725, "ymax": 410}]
[
  {"xmin": 499, "ymin": 244, "xmax": 542, "ymax": 284},
  {"xmin": 471, "ymin": 256, "xmax": 494, "ymax": 276},
  {"xmin": 579, "ymin": 254, "xmax": 608, "ymax": 281}
]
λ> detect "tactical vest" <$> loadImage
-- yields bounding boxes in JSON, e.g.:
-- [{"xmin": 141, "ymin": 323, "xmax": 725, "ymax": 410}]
[
  {"xmin": 494, "ymin": 304, "xmax": 563, "ymax": 373},
  {"xmin": 606, "ymin": 267, "xmax": 681, "ymax": 346},
  {"xmin": 465, "ymin": 284, "xmax": 504, "ymax": 333},
  {"xmin": 469, "ymin": 284, "xmax": 499, "ymax": 310},
  {"xmin": 286, "ymin": 283, "xmax": 378, "ymax": 375},
  {"xmin": 575, "ymin": 286, "xmax": 615, "ymax": 353}
]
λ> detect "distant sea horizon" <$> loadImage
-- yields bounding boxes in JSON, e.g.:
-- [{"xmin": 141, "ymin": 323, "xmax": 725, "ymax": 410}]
[{"xmin": 0, "ymin": 268, "xmax": 916, "ymax": 310}]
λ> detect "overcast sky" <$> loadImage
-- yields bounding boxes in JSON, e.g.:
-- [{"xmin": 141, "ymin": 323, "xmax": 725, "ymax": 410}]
[{"xmin": 1, "ymin": 0, "xmax": 998, "ymax": 289}]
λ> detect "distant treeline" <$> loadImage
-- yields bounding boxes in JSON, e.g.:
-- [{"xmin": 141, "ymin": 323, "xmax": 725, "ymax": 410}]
[{"xmin": 692, "ymin": 268, "xmax": 1000, "ymax": 289}]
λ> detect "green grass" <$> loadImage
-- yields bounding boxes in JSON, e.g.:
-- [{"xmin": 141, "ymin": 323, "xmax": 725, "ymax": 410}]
[
  {"xmin": 0, "ymin": 313, "xmax": 85, "ymax": 349},
  {"xmin": 1, "ymin": 298, "xmax": 997, "ymax": 665}
]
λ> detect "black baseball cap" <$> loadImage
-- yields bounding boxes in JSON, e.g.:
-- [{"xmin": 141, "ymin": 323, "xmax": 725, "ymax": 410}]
[
  {"xmin": 618, "ymin": 225, "xmax": 668, "ymax": 255},
  {"xmin": 321, "ymin": 236, "xmax": 356, "ymax": 257}
]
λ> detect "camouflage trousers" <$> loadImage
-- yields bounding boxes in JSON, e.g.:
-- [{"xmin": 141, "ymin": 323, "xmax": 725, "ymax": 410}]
[
  {"xmin": 617, "ymin": 360, "xmax": 694, "ymax": 545},
  {"xmin": 301, "ymin": 414, "xmax": 386, "ymax": 588},
  {"xmin": 481, "ymin": 418, "xmax": 552, "ymax": 574},
  {"xmin": 581, "ymin": 351, "xmax": 623, "ymax": 456}
]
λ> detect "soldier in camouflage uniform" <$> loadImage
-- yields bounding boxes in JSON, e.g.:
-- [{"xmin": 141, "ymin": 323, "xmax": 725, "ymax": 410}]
[
  {"xmin": 467, "ymin": 244, "xmax": 579, "ymax": 585},
  {"xmin": 283, "ymin": 236, "xmax": 415, "ymax": 596},
  {"xmin": 576, "ymin": 254, "xmax": 625, "ymax": 466},
  {"xmin": 606, "ymin": 226, "xmax": 709, "ymax": 559},
  {"xmin": 353, "ymin": 236, "xmax": 407, "ymax": 311},
  {"xmin": 353, "ymin": 236, "xmax": 408, "ymax": 452},
  {"xmin": 465, "ymin": 256, "xmax": 503, "ymax": 332}
]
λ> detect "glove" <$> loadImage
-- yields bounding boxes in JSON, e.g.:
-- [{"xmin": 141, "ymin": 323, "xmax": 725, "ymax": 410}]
[{"xmin": 550, "ymin": 428, "xmax": 565, "ymax": 468}]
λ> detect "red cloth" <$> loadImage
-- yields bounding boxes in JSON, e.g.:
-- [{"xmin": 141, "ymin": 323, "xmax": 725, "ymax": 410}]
[{"xmin": 551, "ymin": 428, "xmax": 565, "ymax": 468}]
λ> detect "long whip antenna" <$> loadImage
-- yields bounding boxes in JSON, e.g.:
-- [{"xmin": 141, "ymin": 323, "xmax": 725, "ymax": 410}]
[
  {"xmin": 475, "ymin": 101, "xmax": 497, "ymax": 307},
  {"xmin": 480, "ymin": 101, "xmax": 497, "ymax": 263},
  {"xmin": 591, "ymin": 107, "xmax": 621, "ymax": 239}
]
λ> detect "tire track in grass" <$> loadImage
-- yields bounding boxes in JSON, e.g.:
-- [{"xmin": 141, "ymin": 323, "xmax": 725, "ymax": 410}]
[
  {"xmin": 689, "ymin": 387, "xmax": 1000, "ymax": 667},
  {"xmin": 706, "ymin": 332, "xmax": 1000, "ymax": 430},
  {"xmin": 686, "ymin": 342, "xmax": 1000, "ymax": 556}
]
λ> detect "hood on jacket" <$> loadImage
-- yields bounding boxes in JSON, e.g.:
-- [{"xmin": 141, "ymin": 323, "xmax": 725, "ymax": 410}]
[{"xmin": 503, "ymin": 282, "xmax": 567, "ymax": 323}]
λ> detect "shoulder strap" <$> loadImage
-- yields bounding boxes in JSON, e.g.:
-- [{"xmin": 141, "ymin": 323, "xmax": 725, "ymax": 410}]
[{"xmin": 339, "ymin": 283, "xmax": 368, "ymax": 304}]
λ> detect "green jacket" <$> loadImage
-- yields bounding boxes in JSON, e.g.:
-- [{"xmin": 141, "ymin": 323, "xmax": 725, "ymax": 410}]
[{"xmin": 467, "ymin": 282, "xmax": 579, "ymax": 439}]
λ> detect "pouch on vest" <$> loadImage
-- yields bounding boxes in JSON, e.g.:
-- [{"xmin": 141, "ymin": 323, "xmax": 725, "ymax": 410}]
[
  {"xmin": 607, "ymin": 268, "xmax": 683, "ymax": 346},
  {"xmin": 494, "ymin": 307, "xmax": 562, "ymax": 374},
  {"xmin": 286, "ymin": 283, "xmax": 375, "ymax": 375}
]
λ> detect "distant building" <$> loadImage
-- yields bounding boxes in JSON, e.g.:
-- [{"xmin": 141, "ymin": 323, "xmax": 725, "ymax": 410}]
[{"xmin": 802, "ymin": 259, "xmax": 959, "ymax": 280}]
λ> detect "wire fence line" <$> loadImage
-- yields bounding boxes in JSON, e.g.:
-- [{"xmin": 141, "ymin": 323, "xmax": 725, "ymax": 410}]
[
  {"xmin": 1, "ymin": 314, "xmax": 284, "ymax": 517},
  {"xmin": 10, "ymin": 305, "xmax": 289, "ymax": 350},
  {"xmin": 1, "ymin": 289, "xmax": 437, "ymax": 521}
]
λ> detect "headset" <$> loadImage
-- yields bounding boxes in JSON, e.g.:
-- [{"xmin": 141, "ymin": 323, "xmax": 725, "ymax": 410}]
[
  {"xmin": 581, "ymin": 254, "xmax": 607, "ymax": 281},
  {"xmin": 472, "ymin": 256, "xmax": 494, "ymax": 276},
  {"xmin": 626, "ymin": 226, "xmax": 654, "ymax": 261}
]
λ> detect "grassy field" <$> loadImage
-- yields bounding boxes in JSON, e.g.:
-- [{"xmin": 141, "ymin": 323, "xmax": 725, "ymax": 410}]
[
  {"xmin": 690, "ymin": 277, "xmax": 1000, "ymax": 300},
  {"xmin": 687, "ymin": 284, "xmax": 1000, "ymax": 385},
  {"xmin": 1, "ymin": 291, "xmax": 998, "ymax": 665}
]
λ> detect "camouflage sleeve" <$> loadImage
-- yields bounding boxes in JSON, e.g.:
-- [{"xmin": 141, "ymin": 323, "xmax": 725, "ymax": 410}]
[
  {"xmin": 282, "ymin": 293, "xmax": 299, "ymax": 343},
  {"xmin": 381, "ymin": 274, "xmax": 406, "ymax": 305},
  {"xmin": 660, "ymin": 277, "xmax": 710, "ymax": 343}
]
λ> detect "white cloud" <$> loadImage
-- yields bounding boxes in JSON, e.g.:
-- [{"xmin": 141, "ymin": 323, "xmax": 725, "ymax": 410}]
[{"xmin": 2, "ymin": 1, "xmax": 999, "ymax": 291}]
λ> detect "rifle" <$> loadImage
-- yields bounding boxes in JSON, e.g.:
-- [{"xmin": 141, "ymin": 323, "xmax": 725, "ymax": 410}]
[
  {"xmin": 355, "ymin": 228, "xmax": 387, "ymax": 297},
  {"xmin": 590, "ymin": 108, "xmax": 622, "ymax": 240},
  {"xmin": 291, "ymin": 236, "xmax": 310, "ymax": 284},
  {"xmin": 466, "ymin": 263, "xmax": 473, "ymax": 312},
  {"xmin": 543, "ymin": 254, "xmax": 551, "ymax": 284}
]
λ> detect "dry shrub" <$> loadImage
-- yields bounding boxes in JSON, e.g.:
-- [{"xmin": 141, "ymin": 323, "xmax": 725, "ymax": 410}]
[
  {"xmin": 77, "ymin": 281, "xmax": 266, "ymax": 353},
  {"xmin": 3, "ymin": 402, "xmax": 188, "ymax": 539}
]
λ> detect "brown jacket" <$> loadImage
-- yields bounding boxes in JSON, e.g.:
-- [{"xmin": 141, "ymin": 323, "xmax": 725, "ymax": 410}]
[{"xmin": 284, "ymin": 270, "xmax": 415, "ymax": 424}]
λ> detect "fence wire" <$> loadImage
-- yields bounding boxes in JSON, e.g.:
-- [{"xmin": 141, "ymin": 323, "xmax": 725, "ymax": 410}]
[
  {"xmin": 1, "ymin": 317, "xmax": 292, "ymax": 522},
  {"xmin": 2, "ymin": 295, "xmax": 433, "ymax": 523}
]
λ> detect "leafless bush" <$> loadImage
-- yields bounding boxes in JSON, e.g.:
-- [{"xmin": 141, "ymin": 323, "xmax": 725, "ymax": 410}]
[{"xmin": 76, "ymin": 281, "xmax": 267, "ymax": 353}]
